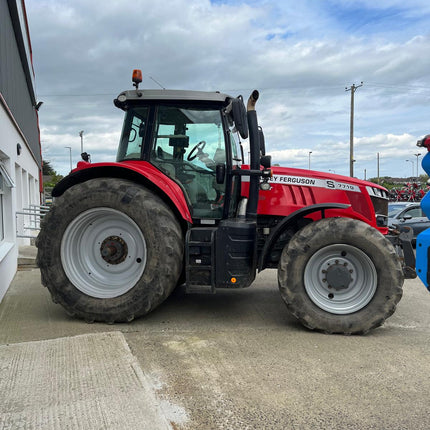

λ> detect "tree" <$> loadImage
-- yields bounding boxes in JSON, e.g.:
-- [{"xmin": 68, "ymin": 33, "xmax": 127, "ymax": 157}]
[
  {"xmin": 42, "ymin": 160, "xmax": 63, "ymax": 187},
  {"xmin": 419, "ymin": 174, "xmax": 430, "ymax": 185},
  {"xmin": 42, "ymin": 160, "xmax": 55, "ymax": 176},
  {"xmin": 368, "ymin": 177, "xmax": 396, "ymax": 190}
]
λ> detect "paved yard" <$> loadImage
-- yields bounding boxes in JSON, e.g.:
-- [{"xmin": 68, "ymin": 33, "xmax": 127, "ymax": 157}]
[{"xmin": 0, "ymin": 268, "xmax": 429, "ymax": 429}]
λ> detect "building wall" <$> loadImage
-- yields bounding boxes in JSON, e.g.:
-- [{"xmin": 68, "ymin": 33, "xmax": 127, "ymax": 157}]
[
  {"xmin": 0, "ymin": 101, "xmax": 41, "ymax": 301},
  {"xmin": 0, "ymin": 0, "xmax": 41, "ymax": 302},
  {"xmin": 0, "ymin": 0, "xmax": 41, "ymax": 167}
]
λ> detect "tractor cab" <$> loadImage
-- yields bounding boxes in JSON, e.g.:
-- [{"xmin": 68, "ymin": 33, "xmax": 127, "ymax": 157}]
[
  {"xmin": 116, "ymin": 102, "xmax": 240, "ymax": 220},
  {"xmin": 113, "ymin": 79, "xmax": 263, "ymax": 223}
]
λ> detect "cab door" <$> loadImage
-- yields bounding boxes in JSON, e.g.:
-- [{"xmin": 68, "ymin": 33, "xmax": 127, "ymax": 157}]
[{"xmin": 150, "ymin": 105, "xmax": 227, "ymax": 220}]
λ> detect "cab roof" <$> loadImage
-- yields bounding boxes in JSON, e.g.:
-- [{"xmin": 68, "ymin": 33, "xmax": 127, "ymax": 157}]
[{"xmin": 114, "ymin": 89, "xmax": 233, "ymax": 110}]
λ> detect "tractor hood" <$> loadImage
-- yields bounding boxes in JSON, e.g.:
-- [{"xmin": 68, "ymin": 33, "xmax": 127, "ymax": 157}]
[
  {"xmin": 268, "ymin": 165, "xmax": 387, "ymax": 195},
  {"xmin": 241, "ymin": 164, "xmax": 389, "ymax": 229}
]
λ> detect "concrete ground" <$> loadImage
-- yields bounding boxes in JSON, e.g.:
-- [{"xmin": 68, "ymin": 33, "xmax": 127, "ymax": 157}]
[{"xmin": 1, "ymin": 251, "xmax": 430, "ymax": 429}]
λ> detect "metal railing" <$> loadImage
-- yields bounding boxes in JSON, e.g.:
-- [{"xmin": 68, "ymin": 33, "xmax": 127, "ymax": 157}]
[{"xmin": 16, "ymin": 204, "xmax": 50, "ymax": 238}]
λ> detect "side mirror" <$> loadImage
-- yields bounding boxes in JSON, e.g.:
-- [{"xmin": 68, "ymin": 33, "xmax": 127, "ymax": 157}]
[
  {"xmin": 401, "ymin": 215, "xmax": 412, "ymax": 221},
  {"xmin": 258, "ymin": 126, "xmax": 265, "ymax": 156},
  {"xmin": 216, "ymin": 164, "xmax": 226, "ymax": 184},
  {"xmin": 229, "ymin": 96, "xmax": 248, "ymax": 139},
  {"xmin": 261, "ymin": 155, "xmax": 271, "ymax": 169}
]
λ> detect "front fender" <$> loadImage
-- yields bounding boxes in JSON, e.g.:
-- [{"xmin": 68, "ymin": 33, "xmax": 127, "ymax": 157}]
[
  {"xmin": 52, "ymin": 161, "xmax": 193, "ymax": 224},
  {"xmin": 258, "ymin": 203, "xmax": 350, "ymax": 271}
]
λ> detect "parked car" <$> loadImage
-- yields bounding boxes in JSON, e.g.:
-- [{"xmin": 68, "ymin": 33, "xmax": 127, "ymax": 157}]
[{"xmin": 388, "ymin": 202, "xmax": 430, "ymax": 244}]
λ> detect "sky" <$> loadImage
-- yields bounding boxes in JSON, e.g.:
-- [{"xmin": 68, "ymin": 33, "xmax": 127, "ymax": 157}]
[{"xmin": 25, "ymin": 0, "xmax": 430, "ymax": 180}]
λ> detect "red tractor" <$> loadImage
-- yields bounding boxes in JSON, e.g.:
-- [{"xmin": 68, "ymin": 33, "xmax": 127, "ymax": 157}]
[{"xmin": 37, "ymin": 70, "xmax": 413, "ymax": 334}]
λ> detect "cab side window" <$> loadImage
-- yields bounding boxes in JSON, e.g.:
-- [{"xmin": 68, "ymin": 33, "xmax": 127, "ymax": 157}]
[{"xmin": 116, "ymin": 107, "xmax": 149, "ymax": 161}]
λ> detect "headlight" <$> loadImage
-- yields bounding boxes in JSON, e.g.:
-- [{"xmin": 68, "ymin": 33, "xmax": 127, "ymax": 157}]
[{"xmin": 366, "ymin": 186, "xmax": 388, "ymax": 199}]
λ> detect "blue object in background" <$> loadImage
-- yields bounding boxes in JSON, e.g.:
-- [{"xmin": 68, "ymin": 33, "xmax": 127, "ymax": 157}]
[{"xmin": 416, "ymin": 148, "xmax": 430, "ymax": 290}]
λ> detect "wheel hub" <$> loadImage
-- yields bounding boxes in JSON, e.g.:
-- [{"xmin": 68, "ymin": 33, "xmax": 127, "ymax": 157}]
[
  {"xmin": 61, "ymin": 207, "xmax": 147, "ymax": 299},
  {"xmin": 100, "ymin": 236, "xmax": 128, "ymax": 264},
  {"xmin": 304, "ymin": 244, "xmax": 377, "ymax": 314},
  {"xmin": 325, "ymin": 262, "xmax": 352, "ymax": 291}
]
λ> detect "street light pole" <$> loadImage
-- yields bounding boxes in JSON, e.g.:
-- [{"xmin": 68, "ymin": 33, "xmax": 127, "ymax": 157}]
[
  {"xmin": 345, "ymin": 82, "xmax": 363, "ymax": 177},
  {"xmin": 377, "ymin": 152, "xmax": 380, "ymax": 184},
  {"xmin": 406, "ymin": 159, "xmax": 414, "ymax": 178},
  {"xmin": 414, "ymin": 153, "xmax": 421, "ymax": 178},
  {"xmin": 79, "ymin": 130, "xmax": 84, "ymax": 154},
  {"xmin": 308, "ymin": 151, "xmax": 312, "ymax": 170},
  {"xmin": 65, "ymin": 146, "xmax": 72, "ymax": 172}
]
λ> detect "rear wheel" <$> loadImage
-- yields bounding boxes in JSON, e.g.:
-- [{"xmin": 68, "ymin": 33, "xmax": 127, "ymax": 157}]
[
  {"xmin": 37, "ymin": 178, "xmax": 183, "ymax": 323},
  {"xmin": 278, "ymin": 218, "xmax": 403, "ymax": 334}
]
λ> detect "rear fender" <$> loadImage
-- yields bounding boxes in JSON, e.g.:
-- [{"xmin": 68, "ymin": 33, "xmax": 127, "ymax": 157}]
[
  {"xmin": 258, "ymin": 203, "xmax": 350, "ymax": 271},
  {"xmin": 52, "ymin": 162, "xmax": 192, "ymax": 225}
]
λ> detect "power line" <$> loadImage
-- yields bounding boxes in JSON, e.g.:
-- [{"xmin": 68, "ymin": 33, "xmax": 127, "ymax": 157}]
[
  {"xmin": 365, "ymin": 81, "xmax": 430, "ymax": 91},
  {"xmin": 36, "ymin": 81, "xmax": 430, "ymax": 99}
]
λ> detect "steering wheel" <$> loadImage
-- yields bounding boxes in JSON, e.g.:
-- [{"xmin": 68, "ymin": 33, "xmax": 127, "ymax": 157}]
[{"xmin": 187, "ymin": 141, "xmax": 206, "ymax": 161}]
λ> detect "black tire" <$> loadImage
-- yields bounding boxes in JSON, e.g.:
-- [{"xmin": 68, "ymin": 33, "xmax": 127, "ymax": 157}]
[
  {"xmin": 36, "ymin": 178, "xmax": 184, "ymax": 323},
  {"xmin": 278, "ymin": 218, "xmax": 403, "ymax": 334}
]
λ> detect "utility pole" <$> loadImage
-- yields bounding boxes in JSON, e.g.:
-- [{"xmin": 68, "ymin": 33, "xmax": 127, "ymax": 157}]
[
  {"xmin": 308, "ymin": 151, "xmax": 312, "ymax": 170},
  {"xmin": 345, "ymin": 82, "xmax": 363, "ymax": 177}
]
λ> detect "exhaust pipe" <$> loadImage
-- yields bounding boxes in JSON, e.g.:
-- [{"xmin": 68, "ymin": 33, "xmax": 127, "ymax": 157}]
[{"xmin": 246, "ymin": 90, "xmax": 260, "ymax": 220}]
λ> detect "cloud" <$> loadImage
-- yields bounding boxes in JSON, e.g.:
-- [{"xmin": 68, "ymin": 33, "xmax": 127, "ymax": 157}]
[{"xmin": 25, "ymin": 0, "xmax": 430, "ymax": 180}]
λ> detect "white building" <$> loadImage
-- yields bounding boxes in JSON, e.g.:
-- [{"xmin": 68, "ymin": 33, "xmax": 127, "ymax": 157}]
[{"xmin": 0, "ymin": 0, "xmax": 42, "ymax": 301}]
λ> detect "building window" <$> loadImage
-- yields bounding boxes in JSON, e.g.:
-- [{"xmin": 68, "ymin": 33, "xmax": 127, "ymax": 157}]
[
  {"xmin": 0, "ymin": 179, "xmax": 3, "ymax": 242},
  {"xmin": 0, "ymin": 162, "xmax": 15, "ymax": 242}
]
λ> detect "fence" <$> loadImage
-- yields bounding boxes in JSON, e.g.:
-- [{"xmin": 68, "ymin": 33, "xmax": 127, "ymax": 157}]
[{"xmin": 16, "ymin": 204, "xmax": 50, "ymax": 239}]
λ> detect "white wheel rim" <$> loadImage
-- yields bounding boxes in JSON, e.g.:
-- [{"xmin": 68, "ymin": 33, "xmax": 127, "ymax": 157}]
[
  {"xmin": 304, "ymin": 244, "xmax": 377, "ymax": 315},
  {"xmin": 61, "ymin": 207, "xmax": 147, "ymax": 298}
]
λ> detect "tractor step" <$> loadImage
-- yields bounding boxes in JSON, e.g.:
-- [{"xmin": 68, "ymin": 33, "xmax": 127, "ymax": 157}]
[
  {"xmin": 185, "ymin": 284, "xmax": 215, "ymax": 294},
  {"xmin": 185, "ymin": 227, "xmax": 216, "ymax": 293}
]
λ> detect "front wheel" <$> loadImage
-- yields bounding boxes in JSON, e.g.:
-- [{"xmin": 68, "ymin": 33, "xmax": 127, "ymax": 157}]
[{"xmin": 278, "ymin": 218, "xmax": 403, "ymax": 334}]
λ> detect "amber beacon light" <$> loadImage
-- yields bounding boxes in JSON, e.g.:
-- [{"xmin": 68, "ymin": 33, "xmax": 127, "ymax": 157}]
[{"xmin": 132, "ymin": 69, "xmax": 142, "ymax": 88}]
